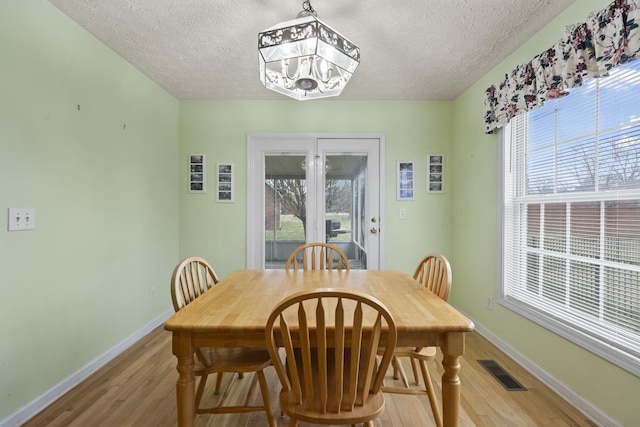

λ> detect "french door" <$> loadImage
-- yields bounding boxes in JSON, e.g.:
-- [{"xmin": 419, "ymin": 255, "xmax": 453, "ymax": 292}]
[{"xmin": 247, "ymin": 134, "xmax": 384, "ymax": 269}]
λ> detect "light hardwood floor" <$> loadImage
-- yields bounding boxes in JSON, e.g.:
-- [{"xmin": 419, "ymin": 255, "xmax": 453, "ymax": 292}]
[{"xmin": 23, "ymin": 327, "xmax": 596, "ymax": 427}]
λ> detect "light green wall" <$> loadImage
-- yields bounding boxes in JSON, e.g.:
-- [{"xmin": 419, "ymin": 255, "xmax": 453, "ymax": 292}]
[
  {"xmin": 2, "ymin": 0, "xmax": 638, "ymax": 425},
  {"xmin": 0, "ymin": 0, "xmax": 179, "ymax": 420},
  {"xmin": 451, "ymin": 0, "xmax": 640, "ymax": 425},
  {"xmin": 178, "ymin": 101, "xmax": 453, "ymax": 277}
]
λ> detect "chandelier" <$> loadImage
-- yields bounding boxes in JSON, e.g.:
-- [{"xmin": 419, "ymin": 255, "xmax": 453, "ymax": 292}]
[{"xmin": 258, "ymin": 1, "xmax": 360, "ymax": 100}]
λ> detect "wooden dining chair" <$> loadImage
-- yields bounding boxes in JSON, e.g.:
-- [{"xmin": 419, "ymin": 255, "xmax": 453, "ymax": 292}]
[
  {"xmin": 380, "ymin": 253, "xmax": 452, "ymax": 427},
  {"xmin": 171, "ymin": 257, "xmax": 276, "ymax": 426},
  {"xmin": 285, "ymin": 242, "xmax": 351, "ymax": 271},
  {"xmin": 265, "ymin": 288, "xmax": 397, "ymax": 427}
]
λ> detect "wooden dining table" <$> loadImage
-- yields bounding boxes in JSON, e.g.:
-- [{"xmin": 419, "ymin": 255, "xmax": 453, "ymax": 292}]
[{"xmin": 164, "ymin": 268, "xmax": 475, "ymax": 427}]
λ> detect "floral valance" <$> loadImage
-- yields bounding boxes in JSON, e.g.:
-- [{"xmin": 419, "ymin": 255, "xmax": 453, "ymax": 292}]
[{"xmin": 484, "ymin": 0, "xmax": 640, "ymax": 134}]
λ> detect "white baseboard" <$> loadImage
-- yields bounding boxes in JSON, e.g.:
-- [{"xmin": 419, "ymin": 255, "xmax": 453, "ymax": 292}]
[
  {"xmin": 0, "ymin": 310, "xmax": 173, "ymax": 427},
  {"xmin": 471, "ymin": 321, "xmax": 621, "ymax": 427}
]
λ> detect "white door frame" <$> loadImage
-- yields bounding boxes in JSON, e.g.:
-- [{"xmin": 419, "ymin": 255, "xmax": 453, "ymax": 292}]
[{"xmin": 247, "ymin": 133, "xmax": 385, "ymax": 269}]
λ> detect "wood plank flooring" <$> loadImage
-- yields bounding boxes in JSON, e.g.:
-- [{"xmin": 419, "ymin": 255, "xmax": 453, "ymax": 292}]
[{"xmin": 23, "ymin": 327, "xmax": 597, "ymax": 427}]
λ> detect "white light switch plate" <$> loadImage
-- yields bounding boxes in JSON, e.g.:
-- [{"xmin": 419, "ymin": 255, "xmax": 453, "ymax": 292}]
[{"xmin": 8, "ymin": 208, "xmax": 35, "ymax": 231}]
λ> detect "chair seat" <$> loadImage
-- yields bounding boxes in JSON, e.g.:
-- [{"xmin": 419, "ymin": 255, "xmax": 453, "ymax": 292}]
[
  {"xmin": 171, "ymin": 257, "xmax": 276, "ymax": 426},
  {"xmin": 376, "ymin": 253, "xmax": 451, "ymax": 427},
  {"xmin": 280, "ymin": 389, "xmax": 385, "ymax": 425},
  {"xmin": 280, "ymin": 345, "xmax": 386, "ymax": 425},
  {"xmin": 267, "ymin": 289, "xmax": 397, "ymax": 427},
  {"xmin": 195, "ymin": 347, "xmax": 272, "ymax": 373},
  {"xmin": 390, "ymin": 346, "xmax": 436, "ymax": 360}
]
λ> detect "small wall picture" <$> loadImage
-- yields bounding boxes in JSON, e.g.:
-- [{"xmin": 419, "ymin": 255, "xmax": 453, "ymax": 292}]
[
  {"xmin": 397, "ymin": 161, "xmax": 415, "ymax": 200},
  {"xmin": 189, "ymin": 154, "xmax": 206, "ymax": 193},
  {"xmin": 216, "ymin": 163, "xmax": 234, "ymax": 203},
  {"xmin": 427, "ymin": 154, "xmax": 444, "ymax": 193}
]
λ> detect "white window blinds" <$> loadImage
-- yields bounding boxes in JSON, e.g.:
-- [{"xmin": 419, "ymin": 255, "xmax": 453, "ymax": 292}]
[{"xmin": 502, "ymin": 59, "xmax": 640, "ymax": 376}]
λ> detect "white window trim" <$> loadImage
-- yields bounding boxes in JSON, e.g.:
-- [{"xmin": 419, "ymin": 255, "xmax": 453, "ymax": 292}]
[{"xmin": 498, "ymin": 129, "xmax": 640, "ymax": 377}]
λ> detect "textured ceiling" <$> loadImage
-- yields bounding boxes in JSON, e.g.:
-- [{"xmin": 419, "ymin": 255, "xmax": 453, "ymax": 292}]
[{"xmin": 48, "ymin": 0, "xmax": 576, "ymax": 101}]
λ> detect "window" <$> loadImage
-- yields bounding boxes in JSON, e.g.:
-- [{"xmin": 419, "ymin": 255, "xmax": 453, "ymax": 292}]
[{"xmin": 501, "ymin": 59, "xmax": 640, "ymax": 376}]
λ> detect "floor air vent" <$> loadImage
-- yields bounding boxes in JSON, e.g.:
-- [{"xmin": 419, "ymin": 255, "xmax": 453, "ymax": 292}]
[{"xmin": 478, "ymin": 360, "xmax": 527, "ymax": 391}]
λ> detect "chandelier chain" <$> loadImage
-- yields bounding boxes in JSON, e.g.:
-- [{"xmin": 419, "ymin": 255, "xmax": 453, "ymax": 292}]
[{"xmin": 302, "ymin": 1, "xmax": 316, "ymax": 15}]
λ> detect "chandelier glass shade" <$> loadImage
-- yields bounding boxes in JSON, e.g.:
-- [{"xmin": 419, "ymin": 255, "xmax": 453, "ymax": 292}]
[{"xmin": 258, "ymin": 4, "xmax": 360, "ymax": 100}]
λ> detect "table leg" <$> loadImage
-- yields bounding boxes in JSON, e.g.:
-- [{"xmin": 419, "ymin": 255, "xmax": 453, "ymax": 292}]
[
  {"xmin": 173, "ymin": 332, "xmax": 195, "ymax": 427},
  {"xmin": 441, "ymin": 332, "xmax": 465, "ymax": 427}
]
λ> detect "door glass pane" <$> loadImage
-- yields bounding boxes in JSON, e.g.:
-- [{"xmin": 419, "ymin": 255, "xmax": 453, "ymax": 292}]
[
  {"xmin": 325, "ymin": 154, "xmax": 367, "ymax": 270},
  {"xmin": 248, "ymin": 135, "xmax": 381, "ymax": 269},
  {"xmin": 264, "ymin": 154, "xmax": 306, "ymax": 269}
]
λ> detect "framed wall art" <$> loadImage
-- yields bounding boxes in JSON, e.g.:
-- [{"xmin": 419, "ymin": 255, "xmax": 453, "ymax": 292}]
[
  {"xmin": 427, "ymin": 154, "xmax": 444, "ymax": 193},
  {"xmin": 397, "ymin": 161, "xmax": 415, "ymax": 200},
  {"xmin": 189, "ymin": 154, "xmax": 206, "ymax": 193},
  {"xmin": 216, "ymin": 163, "xmax": 234, "ymax": 202}
]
